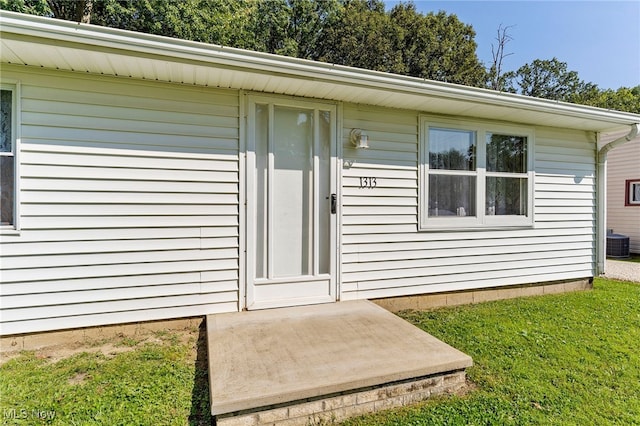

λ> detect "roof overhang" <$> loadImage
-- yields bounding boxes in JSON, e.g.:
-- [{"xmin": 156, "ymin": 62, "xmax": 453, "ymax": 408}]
[{"xmin": 2, "ymin": 10, "xmax": 639, "ymax": 134}]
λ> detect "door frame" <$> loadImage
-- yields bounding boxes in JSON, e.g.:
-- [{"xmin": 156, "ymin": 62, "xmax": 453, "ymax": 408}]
[{"xmin": 243, "ymin": 93, "xmax": 341, "ymax": 310}]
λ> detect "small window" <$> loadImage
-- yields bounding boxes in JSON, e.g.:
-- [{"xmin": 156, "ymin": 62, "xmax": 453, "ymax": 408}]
[
  {"xmin": 626, "ymin": 179, "xmax": 640, "ymax": 206},
  {"xmin": 420, "ymin": 117, "xmax": 534, "ymax": 229},
  {"xmin": 1, "ymin": 84, "xmax": 17, "ymax": 229}
]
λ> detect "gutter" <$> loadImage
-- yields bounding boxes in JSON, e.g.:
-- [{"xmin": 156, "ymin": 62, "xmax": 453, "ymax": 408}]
[
  {"xmin": 595, "ymin": 123, "xmax": 640, "ymax": 276},
  {"xmin": 597, "ymin": 123, "xmax": 640, "ymax": 159}
]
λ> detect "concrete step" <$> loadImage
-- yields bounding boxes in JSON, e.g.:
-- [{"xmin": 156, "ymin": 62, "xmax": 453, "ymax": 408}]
[{"xmin": 207, "ymin": 300, "xmax": 472, "ymax": 425}]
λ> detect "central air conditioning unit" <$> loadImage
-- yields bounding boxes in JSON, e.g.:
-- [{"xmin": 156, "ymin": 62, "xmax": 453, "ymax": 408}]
[{"xmin": 606, "ymin": 233, "xmax": 630, "ymax": 258}]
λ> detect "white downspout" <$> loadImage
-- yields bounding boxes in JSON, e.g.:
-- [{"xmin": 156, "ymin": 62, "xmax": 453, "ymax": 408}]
[{"xmin": 596, "ymin": 123, "xmax": 640, "ymax": 276}]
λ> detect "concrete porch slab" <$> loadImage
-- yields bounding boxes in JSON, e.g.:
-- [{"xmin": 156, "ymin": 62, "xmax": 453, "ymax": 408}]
[{"xmin": 207, "ymin": 300, "xmax": 472, "ymax": 417}]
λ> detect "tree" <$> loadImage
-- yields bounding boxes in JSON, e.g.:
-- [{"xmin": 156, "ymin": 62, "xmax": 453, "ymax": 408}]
[
  {"xmin": 487, "ymin": 24, "xmax": 514, "ymax": 91},
  {"xmin": 505, "ymin": 58, "xmax": 597, "ymax": 102},
  {"xmin": 88, "ymin": 0, "xmax": 265, "ymax": 49},
  {"xmin": 390, "ymin": 4, "xmax": 486, "ymax": 86},
  {"xmin": 246, "ymin": 0, "xmax": 338, "ymax": 58},
  {"xmin": 1, "ymin": 0, "xmax": 93, "ymax": 22},
  {"xmin": 314, "ymin": 0, "xmax": 402, "ymax": 73},
  {"xmin": 47, "ymin": 0, "xmax": 92, "ymax": 23},
  {"xmin": 250, "ymin": 0, "xmax": 292, "ymax": 54},
  {"xmin": 0, "ymin": 0, "xmax": 51, "ymax": 16},
  {"xmin": 581, "ymin": 86, "xmax": 640, "ymax": 114},
  {"xmin": 286, "ymin": 0, "xmax": 341, "ymax": 59},
  {"xmin": 89, "ymin": 0, "xmax": 340, "ymax": 59}
]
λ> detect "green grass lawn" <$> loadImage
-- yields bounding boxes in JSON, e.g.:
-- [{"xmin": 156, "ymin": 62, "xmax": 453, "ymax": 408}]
[
  {"xmin": 343, "ymin": 278, "xmax": 640, "ymax": 425},
  {"xmin": 1, "ymin": 278, "xmax": 639, "ymax": 425},
  {"xmin": 0, "ymin": 328, "xmax": 211, "ymax": 425}
]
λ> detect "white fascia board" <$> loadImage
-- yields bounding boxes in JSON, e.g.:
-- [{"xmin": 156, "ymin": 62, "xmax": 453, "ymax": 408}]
[{"xmin": 2, "ymin": 10, "xmax": 640, "ymax": 133}]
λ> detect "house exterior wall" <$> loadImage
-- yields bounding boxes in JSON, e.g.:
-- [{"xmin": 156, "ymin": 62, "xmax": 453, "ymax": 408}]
[
  {"xmin": 0, "ymin": 66, "xmax": 241, "ymax": 335},
  {"xmin": 340, "ymin": 104, "xmax": 595, "ymax": 300},
  {"xmin": 607, "ymin": 141, "xmax": 640, "ymax": 253},
  {"xmin": 0, "ymin": 65, "xmax": 597, "ymax": 336}
]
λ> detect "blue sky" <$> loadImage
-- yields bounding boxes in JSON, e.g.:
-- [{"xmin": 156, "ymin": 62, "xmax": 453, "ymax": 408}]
[{"xmin": 384, "ymin": 1, "xmax": 640, "ymax": 90}]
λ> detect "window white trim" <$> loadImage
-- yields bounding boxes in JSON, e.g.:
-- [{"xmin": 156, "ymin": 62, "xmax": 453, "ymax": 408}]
[
  {"xmin": 1, "ymin": 80, "xmax": 20, "ymax": 233},
  {"xmin": 419, "ymin": 115, "xmax": 534, "ymax": 230}
]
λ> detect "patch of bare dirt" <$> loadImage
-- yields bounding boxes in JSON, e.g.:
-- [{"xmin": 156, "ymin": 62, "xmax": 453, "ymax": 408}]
[{"xmin": 0, "ymin": 327, "xmax": 200, "ymax": 366}]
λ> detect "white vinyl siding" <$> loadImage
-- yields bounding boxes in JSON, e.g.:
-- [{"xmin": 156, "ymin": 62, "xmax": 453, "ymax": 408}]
[
  {"xmin": 0, "ymin": 66, "xmax": 240, "ymax": 335},
  {"xmin": 0, "ymin": 63, "xmax": 602, "ymax": 336},
  {"xmin": 607, "ymin": 141, "xmax": 640, "ymax": 253},
  {"xmin": 341, "ymin": 105, "xmax": 595, "ymax": 300}
]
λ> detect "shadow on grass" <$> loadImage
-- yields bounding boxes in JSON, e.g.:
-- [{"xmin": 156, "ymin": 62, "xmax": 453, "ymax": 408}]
[{"xmin": 189, "ymin": 319, "xmax": 213, "ymax": 426}]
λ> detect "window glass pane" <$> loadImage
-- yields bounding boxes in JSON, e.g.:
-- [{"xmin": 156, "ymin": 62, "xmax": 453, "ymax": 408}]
[
  {"xmin": 272, "ymin": 106, "xmax": 313, "ymax": 277},
  {"xmin": 1, "ymin": 90, "xmax": 11, "ymax": 153},
  {"xmin": 0, "ymin": 156, "xmax": 14, "ymax": 225},
  {"xmin": 318, "ymin": 110, "xmax": 331, "ymax": 274},
  {"xmin": 429, "ymin": 128, "xmax": 476, "ymax": 171},
  {"xmin": 630, "ymin": 182, "xmax": 640, "ymax": 204},
  {"xmin": 254, "ymin": 104, "xmax": 268, "ymax": 278},
  {"xmin": 486, "ymin": 177, "xmax": 528, "ymax": 216},
  {"xmin": 428, "ymin": 175, "xmax": 476, "ymax": 217},
  {"xmin": 486, "ymin": 133, "xmax": 527, "ymax": 173}
]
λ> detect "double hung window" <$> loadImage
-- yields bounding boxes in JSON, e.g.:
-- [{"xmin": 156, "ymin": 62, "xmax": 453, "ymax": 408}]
[{"xmin": 419, "ymin": 117, "xmax": 533, "ymax": 229}]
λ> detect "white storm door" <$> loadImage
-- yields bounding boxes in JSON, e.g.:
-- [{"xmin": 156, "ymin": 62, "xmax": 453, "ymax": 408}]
[{"xmin": 246, "ymin": 97, "xmax": 337, "ymax": 310}]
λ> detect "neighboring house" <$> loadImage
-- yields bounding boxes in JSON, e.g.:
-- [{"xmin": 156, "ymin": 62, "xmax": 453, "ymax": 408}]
[
  {"xmin": 607, "ymin": 140, "xmax": 640, "ymax": 254},
  {"xmin": 1, "ymin": 11, "xmax": 640, "ymax": 336}
]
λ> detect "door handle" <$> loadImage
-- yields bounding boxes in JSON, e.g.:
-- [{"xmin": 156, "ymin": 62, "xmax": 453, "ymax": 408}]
[{"xmin": 330, "ymin": 193, "xmax": 337, "ymax": 214}]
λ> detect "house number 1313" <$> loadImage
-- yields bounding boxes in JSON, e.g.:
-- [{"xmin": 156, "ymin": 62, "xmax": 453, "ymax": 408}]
[{"xmin": 359, "ymin": 177, "xmax": 377, "ymax": 188}]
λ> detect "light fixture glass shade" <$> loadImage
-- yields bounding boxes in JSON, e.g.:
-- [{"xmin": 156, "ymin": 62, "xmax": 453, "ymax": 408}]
[{"xmin": 350, "ymin": 129, "xmax": 369, "ymax": 149}]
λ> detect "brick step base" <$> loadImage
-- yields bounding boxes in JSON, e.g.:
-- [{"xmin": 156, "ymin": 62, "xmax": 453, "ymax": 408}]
[{"xmin": 216, "ymin": 370, "xmax": 466, "ymax": 426}]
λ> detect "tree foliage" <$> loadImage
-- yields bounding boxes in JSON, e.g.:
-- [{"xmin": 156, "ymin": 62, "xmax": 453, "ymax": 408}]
[
  {"xmin": 0, "ymin": 0, "xmax": 51, "ymax": 16},
  {"xmin": 389, "ymin": 3, "xmax": 485, "ymax": 86},
  {"xmin": 505, "ymin": 57, "xmax": 598, "ymax": 102},
  {"xmin": 503, "ymin": 57, "xmax": 639, "ymax": 113},
  {"xmin": 581, "ymin": 86, "xmax": 640, "ymax": 114},
  {"xmin": 314, "ymin": 0, "xmax": 402, "ymax": 73},
  {"xmin": 88, "ymin": 1, "xmax": 259, "ymax": 47},
  {"xmin": 49, "ymin": 0, "xmax": 92, "ymax": 22},
  {"xmin": 253, "ymin": 0, "xmax": 341, "ymax": 57}
]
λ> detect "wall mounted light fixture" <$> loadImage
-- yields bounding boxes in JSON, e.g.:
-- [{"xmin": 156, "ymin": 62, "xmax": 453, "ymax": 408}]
[{"xmin": 350, "ymin": 129, "xmax": 369, "ymax": 149}]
